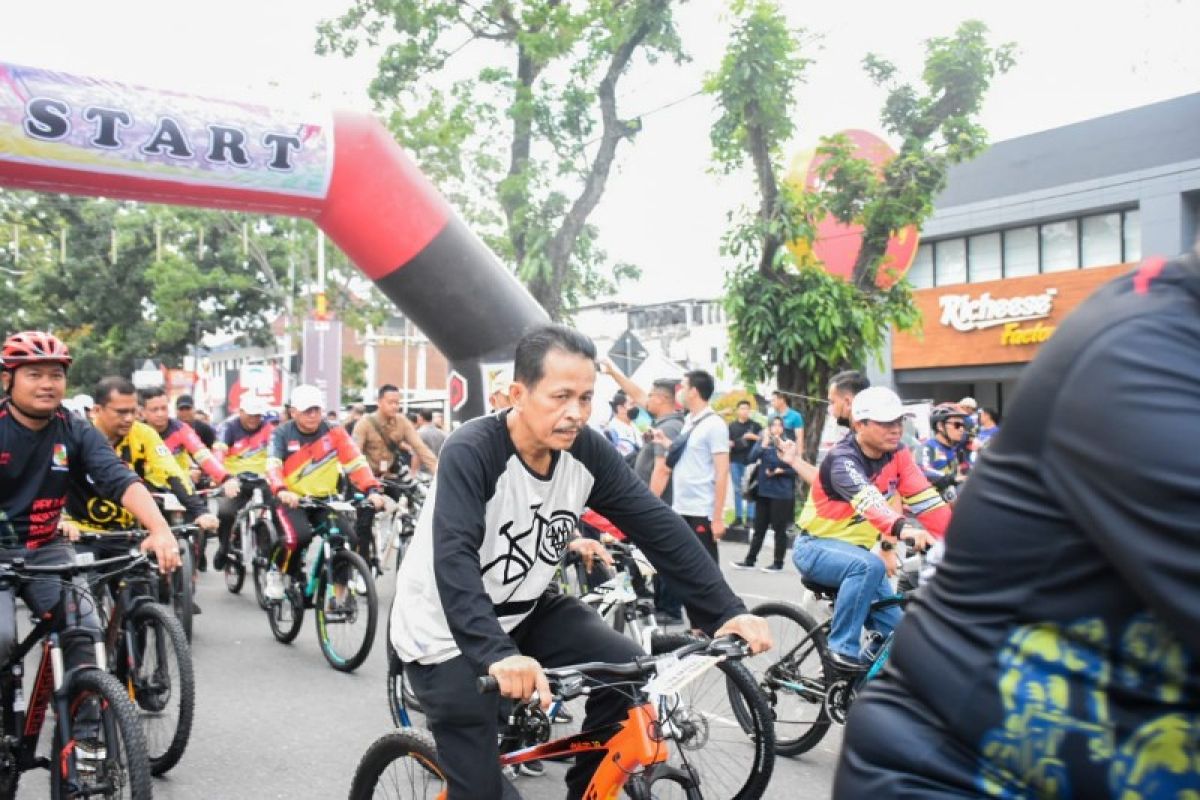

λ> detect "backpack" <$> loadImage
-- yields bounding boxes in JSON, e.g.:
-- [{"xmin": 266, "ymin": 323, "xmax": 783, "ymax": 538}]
[{"xmin": 741, "ymin": 461, "xmax": 760, "ymax": 503}]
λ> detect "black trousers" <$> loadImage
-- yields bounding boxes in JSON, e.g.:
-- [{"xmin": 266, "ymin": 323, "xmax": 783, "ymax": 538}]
[
  {"xmin": 405, "ymin": 592, "xmax": 643, "ymax": 800},
  {"xmin": 744, "ymin": 495, "xmax": 795, "ymax": 567},
  {"xmin": 680, "ymin": 515, "xmax": 719, "ymax": 563},
  {"xmin": 272, "ymin": 505, "xmax": 358, "ymax": 581}
]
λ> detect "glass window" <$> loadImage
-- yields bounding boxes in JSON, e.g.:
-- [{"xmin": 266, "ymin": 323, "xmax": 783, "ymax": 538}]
[
  {"xmin": 968, "ymin": 232, "xmax": 1002, "ymax": 283},
  {"xmin": 1004, "ymin": 227, "xmax": 1039, "ymax": 277},
  {"xmin": 909, "ymin": 243, "xmax": 933, "ymax": 288},
  {"xmin": 1123, "ymin": 209, "xmax": 1141, "ymax": 262},
  {"xmin": 1041, "ymin": 219, "xmax": 1079, "ymax": 272},
  {"xmin": 934, "ymin": 238, "xmax": 967, "ymax": 286},
  {"xmin": 1081, "ymin": 213, "xmax": 1121, "ymax": 267}
]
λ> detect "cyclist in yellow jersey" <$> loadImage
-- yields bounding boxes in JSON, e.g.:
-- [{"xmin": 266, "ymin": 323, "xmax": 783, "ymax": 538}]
[
  {"xmin": 264, "ymin": 384, "xmax": 385, "ymax": 603},
  {"xmin": 211, "ymin": 394, "xmax": 276, "ymax": 570}
]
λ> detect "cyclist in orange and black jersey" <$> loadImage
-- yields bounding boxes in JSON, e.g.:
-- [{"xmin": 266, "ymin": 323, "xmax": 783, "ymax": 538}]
[
  {"xmin": 264, "ymin": 384, "xmax": 385, "ymax": 602},
  {"xmin": 211, "ymin": 394, "xmax": 276, "ymax": 570}
]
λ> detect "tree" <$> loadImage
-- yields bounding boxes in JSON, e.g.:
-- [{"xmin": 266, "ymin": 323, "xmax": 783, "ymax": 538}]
[
  {"xmin": 709, "ymin": 4, "xmax": 1013, "ymax": 460},
  {"xmin": 316, "ymin": 1, "xmax": 690, "ymax": 319}
]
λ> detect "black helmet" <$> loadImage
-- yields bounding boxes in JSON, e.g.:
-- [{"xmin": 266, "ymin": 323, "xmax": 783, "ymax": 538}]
[{"xmin": 929, "ymin": 403, "xmax": 968, "ymax": 429}]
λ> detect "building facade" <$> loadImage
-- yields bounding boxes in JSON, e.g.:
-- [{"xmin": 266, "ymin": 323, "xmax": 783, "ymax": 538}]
[{"xmin": 887, "ymin": 92, "xmax": 1200, "ymax": 411}]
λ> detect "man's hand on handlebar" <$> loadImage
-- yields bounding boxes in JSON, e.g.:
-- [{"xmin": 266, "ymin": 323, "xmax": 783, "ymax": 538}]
[
  {"xmin": 196, "ymin": 512, "xmax": 219, "ymax": 532},
  {"xmin": 142, "ymin": 529, "xmax": 182, "ymax": 573},
  {"xmin": 568, "ymin": 537, "xmax": 613, "ymax": 573},
  {"xmin": 222, "ymin": 477, "xmax": 241, "ymax": 498},
  {"xmin": 487, "ymin": 654, "xmax": 552, "ymax": 710},
  {"xmin": 714, "ymin": 613, "xmax": 773, "ymax": 655},
  {"xmin": 900, "ymin": 522, "xmax": 937, "ymax": 553},
  {"xmin": 367, "ymin": 493, "xmax": 388, "ymax": 512},
  {"xmin": 277, "ymin": 490, "xmax": 300, "ymax": 509},
  {"xmin": 58, "ymin": 519, "xmax": 81, "ymax": 543}
]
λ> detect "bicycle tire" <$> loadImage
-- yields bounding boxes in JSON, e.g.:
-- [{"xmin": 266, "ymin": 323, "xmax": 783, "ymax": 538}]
[
  {"xmin": 170, "ymin": 540, "xmax": 194, "ymax": 642},
  {"xmin": 746, "ymin": 601, "xmax": 833, "ymax": 756},
  {"xmin": 267, "ymin": 575, "xmax": 305, "ymax": 644},
  {"xmin": 123, "ymin": 602, "xmax": 195, "ymax": 775},
  {"xmin": 52, "ymin": 669, "xmax": 152, "ymax": 800},
  {"xmin": 315, "ymin": 550, "xmax": 378, "ymax": 672},
  {"xmin": 348, "ymin": 729, "xmax": 445, "ymax": 800},
  {"xmin": 650, "ymin": 633, "xmax": 775, "ymax": 800},
  {"xmin": 224, "ymin": 518, "xmax": 248, "ymax": 594}
]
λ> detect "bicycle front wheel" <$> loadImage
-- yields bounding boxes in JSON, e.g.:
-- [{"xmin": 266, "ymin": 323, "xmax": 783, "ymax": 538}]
[
  {"xmin": 224, "ymin": 519, "xmax": 248, "ymax": 594},
  {"xmin": 348, "ymin": 730, "xmax": 445, "ymax": 800},
  {"xmin": 315, "ymin": 550, "xmax": 378, "ymax": 672},
  {"xmin": 52, "ymin": 668, "xmax": 152, "ymax": 800},
  {"xmin": 122, "ymin": 602, "xmax": 195, "ymax": 775},
  {"xmin": 746, "ymin": 601, "xmax": 832, "ymax": 756},
  {"xmin": 267, "ymin": 575, "xmax": 305, "ymax": 644},
  {"xmin": 170, "ymin": 540, "xmax": 195, "ymax": 642},
  {"xmin": 651, "ymin": 633, "xmax": 775, "ymax": 800}
]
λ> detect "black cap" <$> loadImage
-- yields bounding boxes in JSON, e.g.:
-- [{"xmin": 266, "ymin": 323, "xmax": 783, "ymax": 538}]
[{"xmin": 175, "ymin": 394, "xmax": 195, "ymax": 410}]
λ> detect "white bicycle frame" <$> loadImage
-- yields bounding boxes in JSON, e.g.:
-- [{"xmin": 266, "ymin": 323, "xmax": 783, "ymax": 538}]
[{"xmin": 581, "ymin": 546, "xmax": 659, "ymax": 652}]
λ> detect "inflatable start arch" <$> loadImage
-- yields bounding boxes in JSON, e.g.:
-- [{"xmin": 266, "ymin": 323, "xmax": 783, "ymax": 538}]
[{"xmin": 0, "ymin": 62, "xmax": 548, "ymax": 419}]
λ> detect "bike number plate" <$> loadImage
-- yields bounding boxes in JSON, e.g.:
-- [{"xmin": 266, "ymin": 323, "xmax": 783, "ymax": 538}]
[
  {"xmin": 644, "ymin": 654, "xmax": 721, "ymax": 697},
  {"xmin": 74, "ymin": 551, "xmax": 95, "ymax": 566}
]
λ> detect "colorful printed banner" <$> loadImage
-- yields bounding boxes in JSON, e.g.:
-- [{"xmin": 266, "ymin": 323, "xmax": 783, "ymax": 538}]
[{"xmin": 0, "ymin": 63, "xmax": 332, "ymax": 198}]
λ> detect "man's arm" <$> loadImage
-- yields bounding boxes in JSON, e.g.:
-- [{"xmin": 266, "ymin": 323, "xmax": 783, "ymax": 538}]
[
  {"xmin": 599, "ymin": 358, "xmax": 648, "ymax": 409},
  {"xmin": 895, "ymin": 449, "xmax": 951, "ymax": 538},
  {"xmin": 331, "ymin": 426, "xmax": 382, "ymax": 494},
  {"xmin": 649, "ymin": 455, "xmax": 671, "ymax": 497},
  {"xmin": 139, "ymin": 426, "xmax": 210, "ymax": 522},
  {"xmin": 711, "ymin": 450, "xmax": 730, "ymax": 537},
  {"xmin": 399, "ymin": 415, "xmax": 438, "ymax": 474},
  {"xmin": 179, "ymin": 423, "xmax": 229, "ymax": 484}
]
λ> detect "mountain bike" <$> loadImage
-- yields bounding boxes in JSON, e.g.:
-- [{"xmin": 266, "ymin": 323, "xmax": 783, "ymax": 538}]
[
  {"xmin": 353, "ymin": 635, "xmax": 775, "ymax": 800},
  {"xmin": 264, "ymin": 496, "xmax": 379, "ymax": 672},
  {"xmin": 149, "ymin": 493, "xmax": 199, "ymax": 642},
  {"xmin": 746, "ymin": 577, "xmax": 909, "ymax": 756},
  {"xmin": 376, "ymin": 471, "xmax": 427, "ymax": 574},
  {"xmin": 80, "ymin": 532, "xmax": 195, "ymax": 776},
  {"xmin": 221, "ymin": 473, "xmax": 276, "ymax": 610},
  {"xmin": 578, "ymin": 540, "xmax": 660, "ymax": 652},
  {"xmin": 0, "ymin": 549, "xmax": 152, "ymax": 798}
]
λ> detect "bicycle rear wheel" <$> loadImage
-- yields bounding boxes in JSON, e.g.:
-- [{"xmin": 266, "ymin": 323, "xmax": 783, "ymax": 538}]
[
  {"xmin": 267, "ymin": 575, "xmax": 305, "ymax": 644},
  {"xmin": 745, "ymin": 601, "xmax": 832, "ymax": 756},
  {"xmin": 52, "ymin": 669, "xmax": 152, "ymax": 800},
  {"xmin": 349, "ymin": 730, "xmax": 445, "ymax": 800},
  {"xmin": 651, "ymin": 633, "xmax": 775, "ymax": 800},
  {"xmin": 315, "ymin": 550, "xmax": 378, "ymax": 672},
  {"xmin": 121, "ymin": 602, "xmax": 195, "ymax": 775}
]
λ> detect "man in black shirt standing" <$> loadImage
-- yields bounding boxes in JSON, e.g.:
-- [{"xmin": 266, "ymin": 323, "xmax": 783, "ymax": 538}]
[
  {"xmin": 727, "ymin": 399, "xmax": 762, "ymax": 530},
  {"xmin": 837, "ymin": 251, "xmax": 1200, "ymax": 798},
  {"xmin": 391, "ymin": 325, "xmax": 770, "ymax": 800}
]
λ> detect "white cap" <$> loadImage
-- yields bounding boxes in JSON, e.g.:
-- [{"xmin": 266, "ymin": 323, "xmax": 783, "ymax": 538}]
[
  {"xmin": 73, "ymin": 393, "xmax": 94, "ymax": 410},
  {"xmin": 239, "ymin": 394, "xmax": 270, "ymax": 415},
  {"xmin": 851, "ymin": 386, "xmax": 909, "ymax": 423},
  {"xmin": 290, "ymin": 384, "xmax": 325, "ymax": 412},
  {"xmin": 958, "ymin": 396, "xmax": 978, "ymax": 410},
  {"xmin": 487, "ymin": 366, "xmax": 513, "ymax": 397}
]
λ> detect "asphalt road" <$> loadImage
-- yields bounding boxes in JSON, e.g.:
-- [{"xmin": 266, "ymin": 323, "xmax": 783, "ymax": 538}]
[{"xmin": 17, "ymin": 537, "xmax": 840, "ymax": 799}]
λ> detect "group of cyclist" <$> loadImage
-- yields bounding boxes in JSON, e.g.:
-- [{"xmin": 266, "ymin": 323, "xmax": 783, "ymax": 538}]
[{"xmin": 3, "ymin": 245, "xmax": 1197, "ymax": 800}]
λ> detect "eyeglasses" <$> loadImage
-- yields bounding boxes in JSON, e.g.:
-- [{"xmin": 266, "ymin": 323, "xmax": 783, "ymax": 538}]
[{"xmin": 948, "ymin": 421, "xmax": 965, "ymax": 429}]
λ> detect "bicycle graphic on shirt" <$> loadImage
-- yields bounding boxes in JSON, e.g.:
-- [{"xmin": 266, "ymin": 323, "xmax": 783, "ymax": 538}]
[{"xmin": 482, "ymin": 505, "xmax": 578, "ymax": 586}]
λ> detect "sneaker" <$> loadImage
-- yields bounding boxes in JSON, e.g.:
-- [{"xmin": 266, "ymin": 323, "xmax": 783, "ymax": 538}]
[
  {"xmin": 730, "ymin": 560, "xmax": 756, "ymax": 570},
  {"xmin": 550, "ymin": 705, "xmax": 574, "ymax": 724},
  {"xmin": 191, "ymin": 600, "xmax": 203, "ymax": 615},
  {"xmin": 264, "ymin": 569, "xmax": 285, "ymax": 602},
  {"xmin": 212, "ymin": 548, "xmax": 228, "ymax": 571},
  {"xmin": 75, "ymin": 738, "xmax": 107, "ymax": 773},
  {"xmin": 761, "ymin": 564, "xmax": 785, "ymax": 573},
  {"xmin": 351, "ymin": 575, "xmax": 368, "ymax": 594},
  {"xmin": 514, "ymin": 761, "xmax": 545, "ymax": 778},
  {"xmin": 826, "ymin": 650, "xmax": 868, "ymax": 674}
]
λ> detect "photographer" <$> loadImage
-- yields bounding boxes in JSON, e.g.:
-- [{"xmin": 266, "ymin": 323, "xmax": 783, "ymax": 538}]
[{"xmin": 732, "ymin": 417, "xmax": 796, "ymax": 572}]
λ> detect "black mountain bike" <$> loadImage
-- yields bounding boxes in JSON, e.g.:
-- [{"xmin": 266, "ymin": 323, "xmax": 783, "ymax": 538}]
[
  {"xmin": 222, "ymin": 473, "xmax": 276, "ymax": 610},
  {"xmin": 0, "ymin": 550, "xmax": 152, "ymax": 798},
  {"xmin": 264, "ymin": 497, "xmax": 379, "ymax": 672}
]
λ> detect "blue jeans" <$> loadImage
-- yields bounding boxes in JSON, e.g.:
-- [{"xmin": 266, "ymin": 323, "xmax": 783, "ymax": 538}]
[
  {"xmin": 792, "ymin": 535, "xmax": 902, "ymax": 659},
  {"xmin": 730, "ymin": 461, "xmax": 754, "ymax": 523}
]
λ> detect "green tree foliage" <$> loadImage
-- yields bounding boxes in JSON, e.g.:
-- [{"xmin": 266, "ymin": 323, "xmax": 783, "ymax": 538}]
[
  {"xmin": 316, "ymin": 0, "xmax": 690, "ymax": 319},
  {"xmin": 709, "ymin": 4, "xmax": 1013, "ymax": 460}
]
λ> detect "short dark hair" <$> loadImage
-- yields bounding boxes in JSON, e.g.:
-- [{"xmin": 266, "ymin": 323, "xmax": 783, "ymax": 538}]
[
  {"xmin": 378, "ymin": 384, "xmax": 399, "ymax": 399},
  {"xmin": 736, "ymin": 399, "xmax": 751, "ymax": 408},
  {"xmin": 417, "ymin": 409, "xmax": 435, "ymax": 423},
  {"xmin": 981, "ymin": 406, "xmax": 1001, "ymax": 424},
  {"xmin": 684, "ymin": 370, "xmax": 714, "ymax": 401},
  {"xmin": 94, "ymin": 376, "xmax": 137, "ymax": 406},
  {"xmin": 829, "ymin": 370, "xmax": 870, "ymax": 397},
  {"xmin": 610, "ymin": 390, "xmax": 628, "ymax": 412},
  {"xmin": 513, "ymin": 324, "xmax": 597, "ymax": 389},
  {"xmin": 138, "ymin": 386, "xmax": 167, "ymax": 405},
  {"xmin": 651, "ymin": 379, "xmax": 678, "ymax": 399}
]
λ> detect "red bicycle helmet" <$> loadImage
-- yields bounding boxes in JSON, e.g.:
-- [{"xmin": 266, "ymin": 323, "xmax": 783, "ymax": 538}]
[{"xmin": 2, "ymin": 331, "xmax": 73, "ymax": 369}]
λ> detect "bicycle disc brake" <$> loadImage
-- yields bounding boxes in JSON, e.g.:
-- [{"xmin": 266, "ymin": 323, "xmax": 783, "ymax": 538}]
[
  {"xmin": 659, "ymin": 702, "xmax": 710, "ymax": 751},
  {"xmin": 825, "ymin": 678, "xmax": 856, "ymax": 725}
]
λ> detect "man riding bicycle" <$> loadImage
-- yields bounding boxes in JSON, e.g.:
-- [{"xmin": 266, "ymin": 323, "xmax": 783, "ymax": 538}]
[
  {"xmin": 264, "ymin": 384, "xmax": 386, "ymax": 603},
  {"xmin": 389, "ymin": 324, "xmax": 771, "ymax": 800},
  {"xmin": 211, "ymin": 393, "xmax": 276, "ymax": 571},
  {"xmin": 792, "ymin": 386, "xmax": 949, "ymax": 673},
  {"xmin": 65, "ymin": 377, "xmax": 218, "ymax": 614},
  {"xmin": 0, "ymin": 332, "xmax": 181, "ymax": 756},
  {"xmin": 919, "ymin": 402, "xmax": 973, "ymax": 503}
]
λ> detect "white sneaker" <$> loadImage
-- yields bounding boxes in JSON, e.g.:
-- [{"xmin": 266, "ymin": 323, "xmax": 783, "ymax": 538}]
[
  {"xmin": 351, "ymin": 575, "xmax": 368, "ymax": 595},
  {"xmin": 264, "ymin": 569, "xmax": 285, "ymax": 602}
]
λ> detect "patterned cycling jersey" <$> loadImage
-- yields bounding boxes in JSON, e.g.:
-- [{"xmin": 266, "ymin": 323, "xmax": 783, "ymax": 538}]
[
  {"xmin": 158, "ymin": 418, "xmax": 228, "ymax": 484},
  {"xmin": 266, "ymin": 420, "xmax": 379, "ymax": 498},
  {"xmin": 920, "ymin": 437, "xmax": 971, "ymax": 487},
  {"xmin": 0, "ymin": 401, "xmax": 138, "ymax": 548},
  {"xmin": 798, "ymin": 432, "xmax": 950, "ymax": 549},
  {"xmin": 214, "ymin": 417, "xmax": 275, "ymax": 476},
  {"xmin": 67, "ymin": 421, "xmax": 204, "ymax": 531}
]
